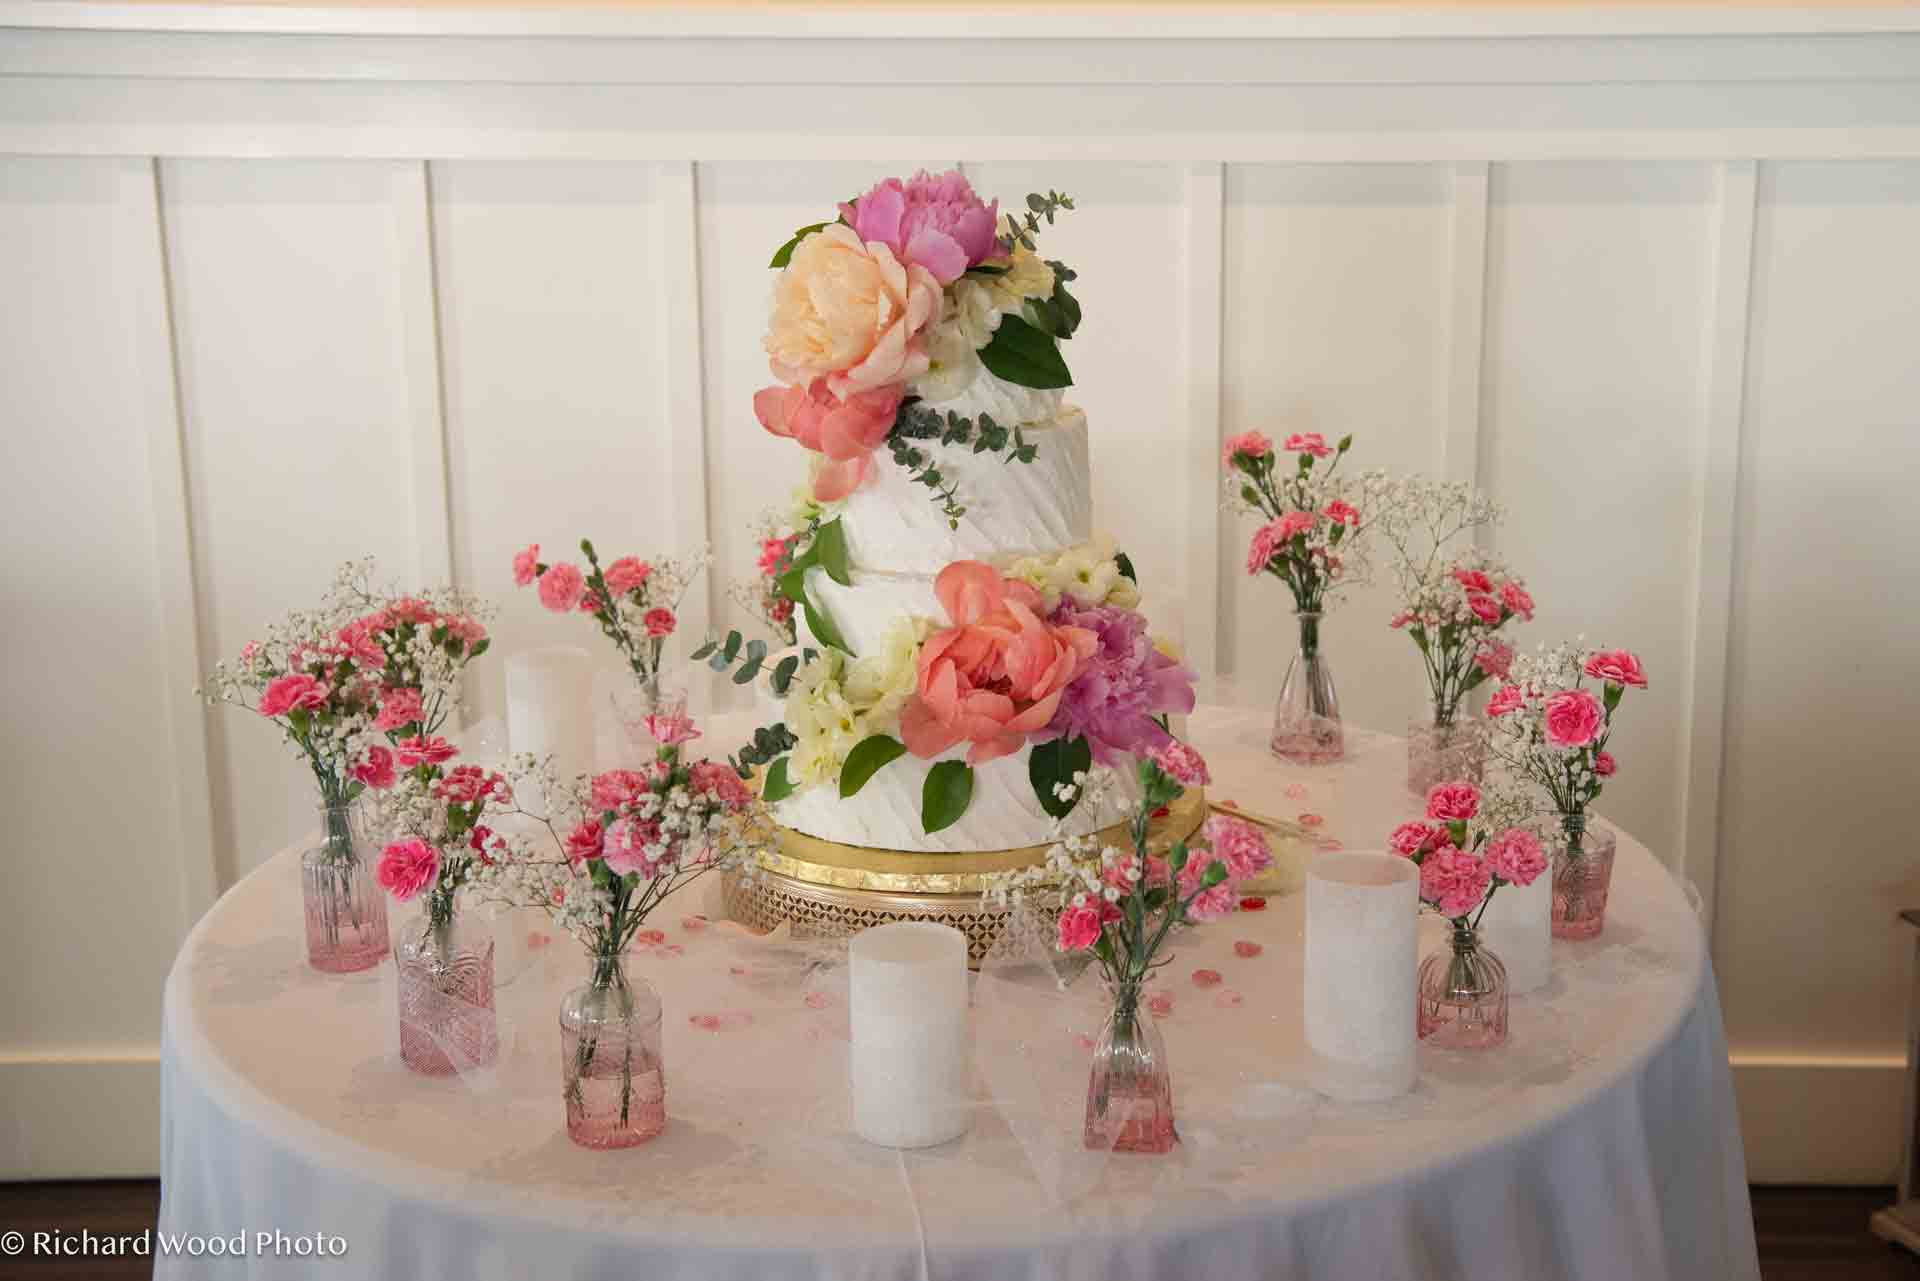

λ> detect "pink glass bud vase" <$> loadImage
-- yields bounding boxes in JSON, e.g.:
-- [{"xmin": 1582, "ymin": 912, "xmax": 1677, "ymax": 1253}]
[
  {"xmin": 1406, "ymin": 714, "xmax": 1486, "ymax": 797},
  {"xmin": 1551, "ymin": 813, "xmax": 1617, "ymax": 940},
  {"xmin": 1417, "ymin": 924, "xmax": 1509, "ymax": 1049},
  {"xmin": 1271, "ymin": 610, "xmax": 1344, "ymax": 765},
  {"xmin": 561, "ymin": 955, "xmax": 666, "ymax": 1149},
  {"xmin": 1084, "ymin": 981, "xmax": 1176, "ymax": 1154},
  {"xmin": 300, "ymin": 799, "xmax": 390, "ymax": 973},
  {"xmin": 396, "ymin": 909, "xmax": 498, "ymax": 1076}
]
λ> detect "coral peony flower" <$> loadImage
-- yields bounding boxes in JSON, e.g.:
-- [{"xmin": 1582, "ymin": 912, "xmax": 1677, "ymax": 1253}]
[
  {"xmin": 1150, "ymin": 741, "xmax": 1211, "ymax": 787},
  {"xmin": 764, "ymin": 223, "xmax": 939, "ymax": 398},
  {"xmin": 644, "ymin": 709, "xmax": 700, "ymax": 748},
  {"xmin": 1283, "ymin": 432, "xmax": 1333, "ymax": 458},
  {"xmin": 376, "ymin": 838, "xmax": 439, "ymax": 902},
  {"xmin": 754, "ymin": 377, "xmax": 905, "ymax": 502},
  {"xmin": 1466, "ymin": 593, "xmax": 1504, "ymax": 627},
  {"xmin": 1500, "ymin": 580, "xmax": 1535, "ymax": 621},
  {"xmin": 1486, "ymin": 684, "xmax": 1526, "ymax": 718},
  {"xmin": 394, "ymin": 735, "xmax": 458, "ymax": 768},
  {"xmin": 349, "ymin": 745, "xmax": 396, "ymax": 791},
  {"xmin": 1199, "ymin": 816, "xmax": 1273, "ymax": 882},
  {"xmin": 258, "ymin": 673, "xmax": 329, "ymax": 718},
  {"xmin": 538, "ymin": 563, "xmax": 586, "ymax": 613},
  {"xmin": 512, "ymin": 543, "xmax": 541, "ymax": 587},
  {"xmin": 1543, "ymin": 689, "xmax": 1604, "ymax": 748},
  {"xmin": 643, "ymin": 608, "xmax": 676, "ymax": 638},
  {"xmin": 1222, "ymin": 431, "xmax": 1273, "ymax": 467},
  {"xmin": 1425, "ymin": 781, "xmax": 1481, "ymax": 822},
  {"xmin": 1594, "ymin": 751, "xmax": 1617, "ymax": 777},
  {"xmin": 563, "ymin": 819, "xmax": 604, "ymax": 866},
  {"xmin": 1484, "ymin": 828, "xmax": 1547, "ymax": 886},
  {"xmin": 839, "ymin": 170, "xmax": 1000, "ymax": 286},
  {"xmin": 1583, "ymin": 649, "xmax": 1647, "ymax": 689},
  {"xmin": 601, "ymin": 817, "xmax": 662, "ymax": 878},
  {"xmin": 603, "ymin": 557, "xmax": 653, "ymax": 597},
  {"xmin": 1056, "ymin": 900, "xmax": 1105, "ymax": 952},
  {"xmin": 374, "ymin": 687, "xmax": 423, "ymax": 732}
]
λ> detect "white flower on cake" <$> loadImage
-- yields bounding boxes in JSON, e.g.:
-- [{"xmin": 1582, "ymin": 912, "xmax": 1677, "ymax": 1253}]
[
  {"xmin": 783, "ymin": 616, "xmax": 929, "ymax": 789},
  {"xmin": 907, "ymin": 232, "xmax": 1066, "ymax": 426},
  {"xmin": 1003, "ymin": 534, "xmax": 1140, "ymax": 613}
]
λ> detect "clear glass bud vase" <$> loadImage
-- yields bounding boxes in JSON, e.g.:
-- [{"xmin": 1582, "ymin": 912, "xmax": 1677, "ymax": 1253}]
[
  {"xmin": 1271, "ymin": 610, "xmax": 1344, "ymax": 764},
  {"xmin": 1406, "ymin": 712, "xmax": 1487, "ymax": 797},
  {"xmin": 560, "ymin": 955, "xmax": 666, "ymax": 1149},
  {"xmin": 1083, "ymin": 981, "xmax": 1176, "ymax": 1154},
  {"xmin": 1417, "ymin": 924, "xmax": 1509, "ymax": 1049},
  {"xmin": 1551, "ymin": 813, "xmax": 1618, "ymax": 940},
  {"xmin": 396, "ymin": 908, "xmax": 498, "ymax": 1076},
  {"xmin": 300, "ymin": 799, "xmax": 389, "ymax": 973}
]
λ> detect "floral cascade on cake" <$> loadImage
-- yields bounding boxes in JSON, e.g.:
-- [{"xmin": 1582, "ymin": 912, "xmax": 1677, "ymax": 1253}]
[{"xmin": 713, "ymin": 170, "xmax": 1198, "ymax": 855}]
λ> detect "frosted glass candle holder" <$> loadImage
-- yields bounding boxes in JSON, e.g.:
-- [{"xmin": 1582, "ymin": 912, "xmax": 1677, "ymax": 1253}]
[
  {"xmin": 1304, "ymin": 852, "xmax": 1419, "ymax": 1101},
  {"xmin": 849, "ymin": 922, "xmax": 972, "ymax": 1148},
  {"xmin": 507, "ymin": 646, "xmax": 594, "ymax": 801},
  {"xmin": 1479, "ymin": 872, "xmax": 1552, "ymax": 995}
]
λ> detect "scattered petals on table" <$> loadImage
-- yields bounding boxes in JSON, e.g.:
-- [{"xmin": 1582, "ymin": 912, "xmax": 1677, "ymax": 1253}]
[
  {"xmin": 1214, "ymin": 989, "xmax": 1244, "ymax": 1009},
  {"xmin": 1073, "ymin": 1032, "xmax": 1096, "ymax": 1052},
  {"xmin": 1147, "ymin": 990, "xmax": 1175, "ymax": 1017},
  {"xmin": 1234, "ymin": 940, "xmax": 1264, "ymax": 959},
  {"xmin": 1284, "ymin": 783, "xmax": 1310, "ymax": 801},
  {"xmin": 1318, "ymin": 838, "xmax": 1344, "ymax": 851},
  {"xmin": 1239, "ymin": 896, "xmax": 1268, "ymax": 912},
  {"xmin": 652, "ymin": 943, "xmax": 684, "ymax": 959},
  {"xmin": 1298, "ymin": 813, "xmax": 1324, "ymax": 829},
  {"xmin": 525, "ymin": 931, "xmax": 552, "ymax": 949},
  {"xmin": 633, "ymin": 928, "xmax": 668, "ymax": 948},
  {"xmin": 689, "ymin": 1011, "xmax": 754, "ymax": 1032},
  {"xmin": 1192, "ymin": 968, "xmax": 1223, "ymax": 988},
  {"xmin": 681, "ymin": 915, "xmax": 709, "ymax": 931},
  {"xmin": 803, "ymin": 990, "xmax": 831, "ymax": 1010}
]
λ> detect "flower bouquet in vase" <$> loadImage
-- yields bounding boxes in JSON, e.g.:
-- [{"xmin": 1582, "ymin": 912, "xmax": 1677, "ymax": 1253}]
[
  {"xmin": 1222, "ymin": 431, "xmax": 1369, "ymax": 764},
  {"xmin": 1387, "ymin": 781, "xmax": 1549, "ymax": 1048},
  {"xmin": 994, "ymin": 743, "xmax": 1273, "ymax": 1154},
  {"xmin": 474, "ymin": 710, "xmax": 766, "ymax": 1149},
  {"xmin": 201, "ymin": 560, "xmax": 491, "ymax": 973},
  {"xmin": 1485, "ymin": 644, "xmax": 1647, "ymax": 939}
]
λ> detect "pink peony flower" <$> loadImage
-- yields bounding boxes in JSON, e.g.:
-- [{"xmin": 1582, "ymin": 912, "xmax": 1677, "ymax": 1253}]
[
  {"xmin": 591, "ymin": 769, "xmax": 651, "ymax": 812},
  {"xmin": 1486, "ymin": 684, "xmax": 1527, "ymax": 717},
  {"xmin": 602, "ymin": 816, "xmax": 662, "ymax": 877},
  {"xmin": 349, "ymin": 745, "xmax": 396, "ymax": 791},
  {"xmin": 1323, "ymin": 499, "xmax": 1360, "ymax": 526},
  {"xmin": 564, "ymin": 819, "xmax": 604, "ymax": 866},
  {"xmin": 1283, "ymin": 432, "xmax": 1334, "ymax": 458},
  {"xmin": 1475, "ymin": 640, "xmax": 1515, "ymax": 680},
  {"xmin": 1388, "ymin": 821, "xmax": 1438, "ymax": 857},
  {"xmin": 258, "ymin": 673, "xmax": 329, "ymax": 718},
  {"xmin": 764, "ymin": 223, "xmax": 938, "ymax": 398},
  {"xmin": 1543, "ymin": 689, "xmax": 1604, "ymax": 748},
  {"xmin": 1199, "ymin": 815, "xmax": 1273, "ymax": 882},
  {"xmin": 603, "ymin": 557, "xmax": 653, "ymax": 597},
  {"xmin": 376, "ymin": 838, "xmax": 439, "ymax": 902},
  {"xmin": 899, "ymin": 561, "xmax": 1096, "ymax": 766},
  {"xmin": 644, "ymin": 709, "xmax": 700, "ymax": 748},
  {"xmin": 431, "ymin": 764, "xmax": 508, "ymax": 807},
  {"xmin": 538, "ymin": 562, "xmax": 586, "ymax": 613},
  {"xmin": 1484, "ymin": 827, "xmax": 1547, "ymax": 886},
  {"xmin": 1594, "ymin": 751, "xmax": 1617, "ymax": 777},
  {"xmin": 643, "ymin": 608, "xmax": 676, "ymax": 638},
  {"xmin": 838, "ymin": 170, "xmax": 1000, "ymax": 285},
  {"xmin": 1150, "ymin": 741, "xmax": 1211, "ymax": 787},
  {"xmin": 754, "ymin": 378, "xmax": 904, "ymax": 503},
  {"xmin": 1419, "ymin": 844, "xmax": 1492, "ymax": 918},
  {"xmin": 1466, "ymin": 593, "xmax": 1503, "ymax": 626},
  {"xmin": 1584, "ymin": 649, "xmax": 1648, "ymax": 689},
  {"xmin": 394, "ymin": 735, "xmax": 458, "ymax": 768},
  {"xmin": 374, "ymin": 687, "xmax": 423, "ymax": 732},
  {"xmin": 512, "ymin": 544, "xmax": 541, "ymax": 587},
  {"xmin": 1452, "ymin": 568, "xmax": 1493, "ymax": 594},
  {"xmin": 1500, "ymin": 580, "xmax": 1535, "ymax": 621},
  {"xmin": 690, "ymin": 760, "xmax": 752, "ymax": 809},
  {"xmin": 1221, "ymin": 431, "xmax": 1273, "ymax": 467},
  {"xmin": 1425, "ymin": 781, "xmax": 1481, "ymax": 822},
  {"xmin": 1056, "ymin": 901, "xmax": 1105, "ymax": 952}
]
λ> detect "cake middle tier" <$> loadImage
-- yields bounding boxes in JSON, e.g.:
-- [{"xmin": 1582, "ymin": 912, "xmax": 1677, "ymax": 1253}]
[{"xmin": 839, "ymin": 404, "xmax": 1091, "ymax": 574}]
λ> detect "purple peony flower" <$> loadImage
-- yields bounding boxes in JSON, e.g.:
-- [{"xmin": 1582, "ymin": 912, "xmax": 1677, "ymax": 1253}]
[
  {"xmin": 839, "ymin": 170, "xmax": 1000, "ymax": 285},
  {"xmin": 1043, "ymin": 603, "xmax": 1197, "ymax": 765}
]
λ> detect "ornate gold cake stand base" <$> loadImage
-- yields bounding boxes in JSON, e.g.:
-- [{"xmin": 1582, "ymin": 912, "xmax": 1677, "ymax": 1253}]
[{"xmin": 723, "ymin": 788, "xmax": 1210, "ymax": 967}]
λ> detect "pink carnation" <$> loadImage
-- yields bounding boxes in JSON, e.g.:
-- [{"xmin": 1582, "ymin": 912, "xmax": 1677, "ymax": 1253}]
[
  {"xmin": 1221, "ymin": 431, "xmax": 1273, "ymax": 467},
  {"xmin": 1056, "ymin": 901, "xmax": 1105, "ymax": 952},
  {"xmin": 603, "ymin": 557, "xmax": 653, "ymax": 597},
  {"xmin": 1421, "ymin": 845, "xmax": 1493, "ymax": 918},
  {"xmin": 1466, "ymin": 593, "xmax": 1503, "ymax": 626},
  {"xmin": 644, "ymin": 608, "xmax": 676, "ymax": 638},
  {"xmin": 1183, "ymin": 878, "xmax": 1241, "ymax": 923},
  {"xmin": 591, "ymin": 769, "xmax": 651, "ymax": 812},
  {"xmin": 538, "ymin": 562, "xmax": 586, "ymax": 613},
  {"xmin": 374, "ymin": 687, "xmax": 423, "ymax": 732},
  {"xmin": 431, "ymin": 764, "xmax": 509, "ymax": 807},
  {"xmin": 258, "ymin": 673, "xmax": 329, "ymax": 719},
  {"xmin": 1543, "ymin": 689, "xmax": 1604, "ymax": 748},
  {"xmin": 757, "ymin": 537, "xmax": 792, "ymax": 577},
  {"xmin": 1199, "ymin": 815, "xmax": 1273, "ymax": 882},
  {"xmin": 1486, "ymin": 684, "xmax": 1527, "ymax": 718},
  {"xmin": 1500, "ymin": 580, "xmax": 1535, "ymax": 621},
  {"xmin": 564, "ymin": 819, "xmax": 604, "ymax": 866},
  {"xmin": 1283, "ymin": 432, "xmax": 1333, "ymax": 459},
  {"xmin": 1584, "ymin": 649, "xmax": 1648, "ymax": 689},
  {"xmin": 602, "ymin": 816, "xmax": 662, "ymax": 877},
  {"xmin": 1150, "ymin": 741, "xmax": 1211, "ymax": 787},
  {"xmin": 839, "ymin": 169, "xmax": 999, "ymax": 285},
  {"xmin": 394, "ymin": 735, "xmax": 458, "ymax": 768},
  {"xmin": 1388, "ymin": 821, "xmax": 1438, "ymax": 857},
  {"xmin": 1594, "ymin": 751, "xmax": 1617, "ymax": 777},
  {"xmin": 1484, "ymin": 828, "xmax": 1547, "ymax": 886},
  {"xmin": 644, "ymin": 710, "xmax": 700, "ymax": 748},
  {"xmin": 349, "ymin": 745, "xmax": 396, "ymax": 791},
  {"xmin": 1452, "ymin": 568, "xmax": 1493, "ymax": 593},
  {"xmin": 1424, "ymin": 781, "xmax": 1481, "ymax": 822},
  {"xmin": 1323, "ymin": 499, "xmax": 1360, "ymax": 526},
  {"xmin": 1389, "ymin": 610, "xmax": 1415, "ymax": 630},
  {"xmin": 1475, "ymin": 640, "xmax": 1515, "ymax": 680},
  {"xmin": 1247, "ymin": 524, "xmax": 1284, "ymax": 575},
  {"xmin": 690, "ymin": 760, "xmax": 752, "ymax": 809},
  {"xmin": 376, "ymin": 838, "xmax": 439, "ymax": 903},
  {"xmin": 512, "ymin": 544, "xmax": 541, "ymax": 587}
]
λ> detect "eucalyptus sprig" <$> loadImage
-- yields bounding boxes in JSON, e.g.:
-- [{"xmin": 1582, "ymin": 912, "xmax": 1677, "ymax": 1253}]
[
  {"xmin": 1000, "ymin": 190, "xmax": 1076, "ymax": 252},
  {"xmin": 888, "ymin": 403, "xmax": 1040, "ymax": 529}
]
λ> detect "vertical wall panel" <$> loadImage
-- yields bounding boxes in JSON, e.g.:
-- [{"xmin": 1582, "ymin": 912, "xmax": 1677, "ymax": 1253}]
[
  {"xmin": 1718, "ymin": 160, "xmax": 1920, "ymax": 1056},
  {"xmin": 431, "ymin": 160, "xmax": 669, "ymax": 726},
  {"xmin": 1480, "ymin": 161, "xmax": 1715, "ymax": 866},
  {"xmin": 0, "ymin": 157, "xmax": 187, "ymax": 1047},
  {"xmin": 164, "ymin": 159, "xmax": 423, "ymax": 885},
  {"xmin": 1219, "ymin": 164, "xmax": 1454, "ymax": 732}
]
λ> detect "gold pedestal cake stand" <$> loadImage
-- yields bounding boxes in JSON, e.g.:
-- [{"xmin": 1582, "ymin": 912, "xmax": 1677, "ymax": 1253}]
[{"xmin": 723, "ymin": 788, "xmax": 1211, "ymax": 966}]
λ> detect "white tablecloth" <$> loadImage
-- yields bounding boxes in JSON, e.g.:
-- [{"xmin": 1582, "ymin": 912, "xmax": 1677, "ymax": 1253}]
[{"xmin": 157, "ymin": 707, "xmax": 1759, "ymax": 1279}]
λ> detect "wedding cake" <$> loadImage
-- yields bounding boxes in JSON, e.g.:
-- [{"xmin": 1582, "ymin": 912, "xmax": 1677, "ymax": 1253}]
[{"xmin": 741, "ymin": 171, "xmax": 1195, "ymax": 858}]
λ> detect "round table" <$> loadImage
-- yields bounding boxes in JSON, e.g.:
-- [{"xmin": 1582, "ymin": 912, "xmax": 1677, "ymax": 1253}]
[{"xmin": 157, "ymin": 706, "xmax": 1759, "ymax": 1279}]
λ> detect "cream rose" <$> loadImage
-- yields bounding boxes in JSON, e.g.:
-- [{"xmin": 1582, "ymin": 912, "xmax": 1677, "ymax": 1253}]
[{"xmin": 765, "ymin": 223, "xmax": 940, "ymax": 399}]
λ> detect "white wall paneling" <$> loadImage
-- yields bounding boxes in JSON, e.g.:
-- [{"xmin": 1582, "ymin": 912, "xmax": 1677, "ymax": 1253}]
[{"xmin": 3, "ymin": 5, "xmax": 1918, "ymax": 1182}]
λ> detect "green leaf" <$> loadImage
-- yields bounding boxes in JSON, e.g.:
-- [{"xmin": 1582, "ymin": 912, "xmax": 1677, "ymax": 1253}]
[
  {"xmin": 761, "ymin": 756, "xmax": 798, "ymax": 803},
  {"xmin": 1028, "ymin": 735, "xmax": 1093, "ymax": 820},
  {"xmin": 922, "ymin": 761, "xmax": 975, "ymax": 833},
  {"xmin": 467, "ymin": 638, "xmax": 490, "ymax": 660},
  {"xmin": 979, "ymin": 313, "xmax": 1072, "ymax": 390},
  {"xmin": 690, "ymin": 640, "xmax": 718, "ymax": 661},
  {"xmin": 769, "ymin": 222, "xmax": 830, "ymax": 270},
  {"xmin": 813, "ymin": 518, "xmax": 852, "ymax": 587},
  {"xmin": 722, "ymin": 630, "xmax": 743, "ymax": 662},
  {"xmin": 1114, "ymin": 551, "xmax": 1137, "ymax": 582},
  {"xmin": 801, "ymin": 595, "xmax": 849, "ymax": 654},
  {"xmin": 732, "ymin": 656, "xmax": 764, "ymax": 685},
  {"xmin": 775, "ymin": 564, "xmax": 809, "ymax": 604},
  {"xmin": 839, "ymin": 734, "xmax": 908, "ymax": 798}
]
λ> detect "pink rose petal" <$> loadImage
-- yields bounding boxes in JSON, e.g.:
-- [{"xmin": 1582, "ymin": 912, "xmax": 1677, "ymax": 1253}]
[
  {"xmin": 633, "ymin": 928, "xmax": 668, "ymax": 947},
  {"xmin": 803, "ymin": 991, "xmax": 830, "ymax": 1010},
  {"xmin": 1233, "ymin": 940, "xmax": 1263, "ymax": 958},
  {"xmin": 1239, "ymin": 896, "xmax": 1268, "ymax": 911},
  {"xmin": 1299, "ymin": 812, "xmax": 1325, "ymax": 829},
  {"xmin": 681, "ymin": 915, "xmax": 709, "ymax": 931},
  {"xmin": 1284, "ymin": 783, "xmax": 1310, "ymax": 800},
  {"xmin": 1074, "ymin": 1033, "xmax": 1096, "ymax": 1052},
  {"xmin": 1192, "ymin": 968, "xmax": 1223, "ymax": 988},
  {"xmin": 689, "ymin": 1013, "xmax": 723, "ymax": 1031},
  {"xmin": 1147, "ymin": 990, "xmax": 1175, "ymax": 1017},
  {"xmin": 525, "ymin": 931, "xmax": 551, "ymax": 949},
  {"xmin": 1214, "ymin": 989, "xmax": 1244, "ymax": 1009}
]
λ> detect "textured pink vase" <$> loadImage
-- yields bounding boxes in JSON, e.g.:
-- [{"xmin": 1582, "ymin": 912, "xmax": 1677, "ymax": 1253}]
[
  {"xmin": 1406, "ymin": 716, "xmax": 1486, "ymax": 797},
  {"xmin": 1416, "ymin": 926, "xmax": 1509, "ymax": 1049},
  {"xmin": 1551, "ymin": 819, "xmax": 1618, "ymax": 941},
  {"xmin": 396, "ymin": 918, "xmax": 498, "ymax": 1076},
  {"xmin": 561, "ymin": 959, "xmax": 666, "ymax": 1149}
]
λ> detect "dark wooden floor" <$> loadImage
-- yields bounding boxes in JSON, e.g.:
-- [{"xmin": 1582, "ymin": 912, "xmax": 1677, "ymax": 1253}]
[{"xmin": 0, "ymin": 1180, "xmax": 1915, "ymax": 1277}]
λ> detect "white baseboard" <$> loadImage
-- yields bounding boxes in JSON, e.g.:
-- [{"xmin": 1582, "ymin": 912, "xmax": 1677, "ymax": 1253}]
[
  {"xmin": 0, "ymin": 1050, "xmax": 160, "ymax": 1179},
  {"xmin": 1731, "ymin": 1052, "xmax": 1908, "ymax": 1185}
]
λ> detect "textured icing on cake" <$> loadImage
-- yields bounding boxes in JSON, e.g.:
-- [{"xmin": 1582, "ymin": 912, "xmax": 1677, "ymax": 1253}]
[{"xmin": 838, "ymin": 406, "xmax": 1091, "ymax": 575}]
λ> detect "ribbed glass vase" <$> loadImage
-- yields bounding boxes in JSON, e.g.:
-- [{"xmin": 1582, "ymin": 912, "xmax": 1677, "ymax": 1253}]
[
  {"xmin": 1083, "ymin": 980, "xmax": 1176, "ymax": 1154},
  {"xmin": 300, "ymin": 799, "xmax": 389, "ymax": 974},
  {"xmin": 1551, "ymin": 813, "xmax": 1618, "ymax": 940},
  {"xmin": 560, "ymin": 954, "xmax": 666, "ymax": 1149},
  {"xmin": 1416, "ymin": 924, "xmax": 1509, "ymax": 1049}
]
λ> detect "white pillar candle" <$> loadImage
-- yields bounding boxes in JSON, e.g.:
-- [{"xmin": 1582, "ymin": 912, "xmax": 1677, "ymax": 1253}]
[
  {"xmin": 1305, "ymin": 852, "xmax": 1419, "ymax": 1102},
  {"xmin": 849, "ymin": 922, "xmax": 972, "ymax": 1148},
  {"xmin": 506, "ymin": 646, "xmax": 594, "ymax": 788},
  {"xmin": 1480, "ymin": 872, "xmax": 1551, "ymax": 995}
]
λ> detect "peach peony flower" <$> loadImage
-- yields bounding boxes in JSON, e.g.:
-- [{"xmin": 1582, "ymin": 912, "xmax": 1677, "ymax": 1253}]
[
  {"xmin": 754, "ymin": 377, "xmax": 904, "ymax": 502},
  {"xmin": 764, "ymin": 223, "xmax": 939, "ymax": 399}
]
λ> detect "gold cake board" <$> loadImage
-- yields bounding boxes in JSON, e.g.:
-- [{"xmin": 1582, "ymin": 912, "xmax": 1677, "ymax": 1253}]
[{"xmin": 723, "ymin": 788, "xmax": 1209, "ymax": 967}]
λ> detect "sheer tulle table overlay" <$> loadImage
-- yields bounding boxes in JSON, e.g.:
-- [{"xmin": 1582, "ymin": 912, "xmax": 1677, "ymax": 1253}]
[{"xmin": 157, "ymin": 706, "xmax": 1757, "ymax": 1281}]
